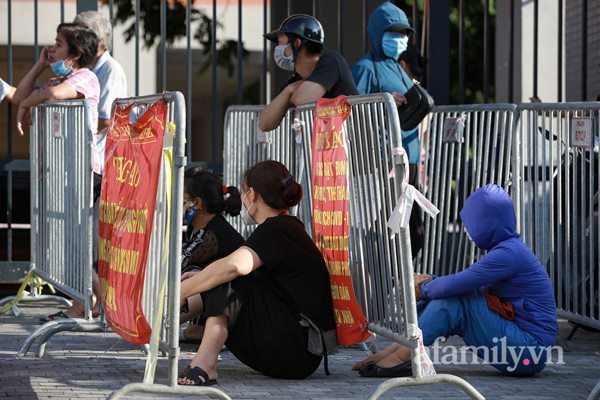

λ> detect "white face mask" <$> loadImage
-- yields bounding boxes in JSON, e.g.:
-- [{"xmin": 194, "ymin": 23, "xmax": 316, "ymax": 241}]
[
  {"xmin": 240, "ymin": 191, "xmax": 257, "ymax": 226},
  {"xmin": 274, "ymin": 43, "xmax": 295, "ymax": 71}
]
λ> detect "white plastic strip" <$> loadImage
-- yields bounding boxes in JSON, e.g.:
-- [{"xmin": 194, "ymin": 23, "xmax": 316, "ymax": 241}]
[{"xmin": 407, "ymin": 323, "xmax": 437, "ymax": 377}]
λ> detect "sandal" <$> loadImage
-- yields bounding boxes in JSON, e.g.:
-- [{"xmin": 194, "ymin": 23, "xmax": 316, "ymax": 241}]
[
  {"xmin": 178, "ymin": 366, "xmax": 217, "ymax": 386},
  {"xmin": 358, "ymin": 361, "xmax": 412, "ymax": 378}
]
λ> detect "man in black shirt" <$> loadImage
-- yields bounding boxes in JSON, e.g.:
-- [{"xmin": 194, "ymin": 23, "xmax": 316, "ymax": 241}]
[{"xmin": 259, "ymin": 14, "xmax": 358, "ymax": 132}]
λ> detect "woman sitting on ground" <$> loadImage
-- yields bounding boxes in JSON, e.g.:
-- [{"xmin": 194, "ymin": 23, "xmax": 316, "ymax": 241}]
[
  {"xmin": 353, "ymin": 184, "xmax": 558, "ymax": 377},
  {"xmin": 178, "ymin": 160, "xmax": 337, "ymax": 386},
  {"xmin": 180, "ymin": 167, "xmax": 244, "ymax": 343}
]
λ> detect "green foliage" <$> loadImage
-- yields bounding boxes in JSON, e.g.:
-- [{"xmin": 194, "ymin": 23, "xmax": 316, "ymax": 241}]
[
  {"xmin": 106, "ymin": 0, "xmax": 248, "ymax": 77},
  {"xmin": 398, "ymin": 0, "xmax": 496, "ymax": 104}
]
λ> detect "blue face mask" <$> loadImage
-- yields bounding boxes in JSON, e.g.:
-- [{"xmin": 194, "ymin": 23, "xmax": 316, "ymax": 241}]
[
  {"xmin": 50, "ymin": 59, "xmax": 73, "ymax": 77},
  {"xmin": 183, "ymin": 204, "xmax": 196, "ymax": 225},
  {"xmin": 382, "ymin": 34, "xmax": 409, "ymax": 60}
]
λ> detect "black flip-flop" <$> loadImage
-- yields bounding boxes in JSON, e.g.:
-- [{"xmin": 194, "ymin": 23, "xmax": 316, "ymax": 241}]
[
  {"xmin": 39, "ymin": 311, "xmax": 71, "ymax": 324},
  {"xmin": 178, "ymin": 366, "xmax": 217, "ymax": 386},
  {"xmin": 358, "ymin": 361, "xmax": 412, "ymax": 378}
]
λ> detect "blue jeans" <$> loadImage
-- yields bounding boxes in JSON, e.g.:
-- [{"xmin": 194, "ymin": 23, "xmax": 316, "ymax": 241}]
[{"xmin": 418, "ymin": 290, "xmax": 548, "ymax": 375}]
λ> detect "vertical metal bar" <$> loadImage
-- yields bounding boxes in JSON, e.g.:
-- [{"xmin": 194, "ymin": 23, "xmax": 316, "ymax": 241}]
[
  {"xmin": 581, "ymin": 0, "xmax": 587, "ymax": 100},
  {"xmin": 186, "ymin": 0, "xmax": 193, "ymax": 159},
  {"xmin": 61, "ymin": 0, "xmax": 65, "ymax": 23},
  {"xmin": 483, "ymin": 0, "xmax": 489, "ymax": 103},
  {"xmin": 287, "ymin": 0, "xmax": 292, "ymax": 15},
  {"xmin": 508, "ymin": 0, "xmax": 514, "ymax": 103},
  {"xmin": 237, "ymin": 0, "xmax": 243, "ymax": 104},
  {"xmin": 458, "ymin": 0, "xmax": 464, "ymax": 103},
  {"xmin": 313, "ymin": 0, "xmax": 317, "ymax": 17},
  {"xmin": 211, "ymin": 0, "xmax": 217, "ymax": 161},
  {"xmin": 34, "ymin": 0, "xmax": 39, "ymax": 62},
  {"xmin": 262, "ymin": 0, "xmax": 267, "ymax": 104},
  {"xmin": 135, "ymin": 0, "xmax": 140, "ymax": 95},
  {"xmin": 557, "ymin": 0, "xmax": 563, "ymax": 101},
  {"xmin": 411, "ymin": 0, "xmax": 419, "ymax": 48},
  {"xmin": 161, "ymin": 0, "xmax": 167, "ymax": 92},
  {"xmin": 6, "ymin": 0, "xmax": 13, "ymax": 258},
  {"xmin": 533, "ymin": 0, "xmax": 538, "ymax": 98}
]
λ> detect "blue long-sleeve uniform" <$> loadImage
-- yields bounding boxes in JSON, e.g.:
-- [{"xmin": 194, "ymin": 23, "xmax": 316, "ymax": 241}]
[
  {"xmin": 420, "ymin": 184, "xmax": 558, "ymax": 346},
  {"xmin": 351, "ymin": 2, "xmax": 420, "ymax": 163}
]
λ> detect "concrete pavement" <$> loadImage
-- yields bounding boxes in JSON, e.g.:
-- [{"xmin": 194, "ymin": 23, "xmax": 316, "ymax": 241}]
[{"xmin": 0, "ymin": 301, "xmax": 599, "ymax": 399}]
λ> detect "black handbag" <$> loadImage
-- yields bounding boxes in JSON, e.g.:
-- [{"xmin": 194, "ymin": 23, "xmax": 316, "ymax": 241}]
[{"xmin": 372, "ymin": 59, "xmax": 434, "ymax": 130}]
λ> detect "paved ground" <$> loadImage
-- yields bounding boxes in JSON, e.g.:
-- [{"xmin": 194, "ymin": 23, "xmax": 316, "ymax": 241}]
[{"xmin": 0, "ymin": 301, "xmax": 599, "ymax": 399}]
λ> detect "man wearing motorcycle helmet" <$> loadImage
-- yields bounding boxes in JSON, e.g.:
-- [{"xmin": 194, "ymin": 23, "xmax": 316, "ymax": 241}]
[{"xmin": 259, "ymin": 14, "xmax": 358, "ymax": 131}]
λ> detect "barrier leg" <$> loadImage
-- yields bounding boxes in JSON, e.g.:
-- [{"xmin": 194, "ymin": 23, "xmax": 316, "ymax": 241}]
[
  {"xmin": 0, "ymin": 293, "xmax": 72, "ymax": 314},
  {"xmin": 367, "ymin": 374, "xmax": 486, "ymax": 400},
  {"xmin": 588, "ymin": 381, "xmax": 600, "ymax": 400},
  {"xmin": 17, "ymin": 318, "xmax": 104, "ymax": 358},
  {"xmin": 107, "ymin": 383, "xmax": 232, "ymax": 400}
]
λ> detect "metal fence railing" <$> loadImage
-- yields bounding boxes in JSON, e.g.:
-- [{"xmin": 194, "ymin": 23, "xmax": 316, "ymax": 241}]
[
  {"xmin": 104, "ymin": 92, "xmax": 230, "ymax": 400},
  {"xmin": 222, "ymin": 93, "xmax": 484, "ymax": 400},
  {"xmin": 415, "ymin": 104, "xmax": 517, "ymax": 277},
  {"xmin": 3, "ymin": 100, "xmax": 106, "ymax": 357},
  {"xmin": 513, "ymin": 102, "xmax": 600, "ymax": 330},
  {"xmin": 416, "ymin": 102, "xmax": 600, "ymax": 331}
]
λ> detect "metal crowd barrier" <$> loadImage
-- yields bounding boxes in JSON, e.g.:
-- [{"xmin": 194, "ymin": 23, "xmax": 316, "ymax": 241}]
[
  {"xmin": 0, "ymin": 100, "xmax": 93, "ymax": 315},
  {"xmin": 222, "ymin": 106, "xmax": 313, "ymax": 237},
  {"xmin": 223, "ymin": 93, "xmax": 484, "ymax": 400},
  {"xmin": 5, "ymin": 100, "xmax": 108, "ymax": 358},
  {"xmin": 414, "ymin": 104, "xmax": 517, "ymax": 279},
  {"xmin": 105, "ymin": 92, "xmax": 230, "ymax": 400},
  {"xmin": 513, "ymin": 102, "xmax": 600, "ymax": 330}
]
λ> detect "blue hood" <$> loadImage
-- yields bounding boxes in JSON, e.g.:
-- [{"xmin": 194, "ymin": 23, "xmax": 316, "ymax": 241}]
[
  {"xmin": 367, "ymin": 2, "xmax": 412, "ymax": 60},
  {"xmin": 460, "ymin": 184, "xmax": 518, "ymax": 250}
]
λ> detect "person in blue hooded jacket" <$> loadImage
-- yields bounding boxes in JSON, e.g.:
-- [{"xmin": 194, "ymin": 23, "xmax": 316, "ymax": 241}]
[
  {"xmin": 353, "ymin": 184, "xmax": 558, "ymax": 377},
  {"xmin": 352, "ymin": 1, "xmax": 424, "ymax": 257}
]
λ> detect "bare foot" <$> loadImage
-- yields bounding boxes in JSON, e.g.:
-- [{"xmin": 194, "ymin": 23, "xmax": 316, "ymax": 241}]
[
  {"xmin": 373, "ymin": 345, "xmax": 411, "ymax": 368},
  {"xmin": 63, "ymin": 301, "xmax": 100, "ymax": 318},
  {"xmin": 351, "ymin": 343, "xmax": 403, "ymax": 370}
]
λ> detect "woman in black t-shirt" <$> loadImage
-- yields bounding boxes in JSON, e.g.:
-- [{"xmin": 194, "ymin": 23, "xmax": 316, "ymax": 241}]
[
  {"xmin": 180, "ymin": 168, "xmax": 244, "ymax": 342},
  {"xmin": 178, "ymin": 160, "xmax": 337, "ymax": 386}
]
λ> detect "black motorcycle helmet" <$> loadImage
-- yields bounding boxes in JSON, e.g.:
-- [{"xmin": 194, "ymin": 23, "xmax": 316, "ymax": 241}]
[{"xmin": 264, "ymin": 14, "xmax": 324, "ymax": 45}]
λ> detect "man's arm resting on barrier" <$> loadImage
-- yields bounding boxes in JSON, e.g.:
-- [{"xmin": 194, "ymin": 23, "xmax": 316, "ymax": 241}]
[
  {"xmin": 289, "ymin": 80, "xmax": 326, "ymax": 106},
  {"xmin": 258, "ymin": 80, "xmax": 303, "ymax": 132},
  {"xmin": 179, "ymin": 246, "xmax": 262, "ymax": 301}
]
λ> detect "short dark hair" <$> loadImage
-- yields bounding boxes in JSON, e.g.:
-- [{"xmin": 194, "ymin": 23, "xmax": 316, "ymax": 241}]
[
  {"xmin": 184, "ymin": 168, "xmax": 241, "ymax": 217},
  {"xmin": 242, "ymin": 160, "xmax": 302, "ymax": 210},
  {"xmin": 56, "ymin": 23, "xmax": 99, "ymax": 68},
  {"xmin": 287, "ymin": 34, "xmax": 323, "ymax": 56}
]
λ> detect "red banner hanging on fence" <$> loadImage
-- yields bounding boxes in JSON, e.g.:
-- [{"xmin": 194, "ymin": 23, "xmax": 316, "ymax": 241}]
[
  {"xmin": 311, "ymin": 96, "xmax": 370, "ymax": 346},
  {"xmin": 98, "ymin": 99, "xmax": 168, "ymax": 345}
]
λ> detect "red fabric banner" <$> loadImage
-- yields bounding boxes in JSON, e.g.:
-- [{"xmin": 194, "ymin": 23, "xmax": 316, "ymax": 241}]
[
  {"xmin": 98, "ymin": 99, "xmax": 168, "ymax": 345},
  {"xmin": 311, "ymin": 96, "xmax": 370, "ymax": 346}
]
